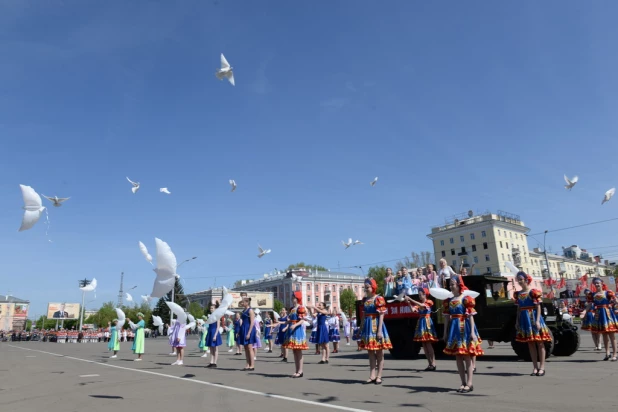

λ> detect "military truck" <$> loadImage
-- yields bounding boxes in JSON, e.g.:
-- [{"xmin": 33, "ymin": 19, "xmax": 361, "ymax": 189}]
[{"xmin": 355, "ymin": 275, "xmax": 580, "ymax": 361}]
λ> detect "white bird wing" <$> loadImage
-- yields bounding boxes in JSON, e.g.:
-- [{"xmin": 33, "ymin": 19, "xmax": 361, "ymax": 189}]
[
  {"xmin": 55, "ymin": 197, "xmax": 70, "ymax": 203},
  {"xmin": 165, "ymin": 301, "xmax": 187, "ymax": 324},
  {"xmin": 160, "ymin": 188, "xmax": 171, "ymax": 194},
  {"xmin": 461, "ymin": 290, "xmax": 481, "ymax": 299},
  {"xmin": 154, "ymin": 237, "xmax": 178, "ymax": 278},
  {"xmin": 187, "ymin": 314, "xmax": 196, "ymax": 324},
  {"xmin": 348, "ymin": 238, "xmax": 353, "ymax": 245},
  {"xmin": 80, "ymin": 278, "xmax": 97, "ymax": 292},
  {"xmin": 255, "ymin": 314, "xmax": 263, "ymax": 323},
  {"xmin": 139, "ymin": 241, "xmax": 153, "ymax": 265},
  {"xmin": 606, "ymin": 188, "xmax": 616, "ymax": 201},
  {"xmin": 571, "ymin": 176, "xmax": 578, "ymax": 184},
  {"xmin": 126, "ymin": 177, "xmax": 137, "ymax": 186},
  {"xmin": 227, "ymin": 71, "xmax": 235, "ymax": 86},
  {"xmin": 126, "ymin": 293, "xmax": 133, "ymax": 302},
  {"xmin": 387, "ymin": 291, "xmax": 406, "ymax": 303},
  {"xmin": 563, "ymin": 174, "xmax": 572, "ymax": 185},
  {"xmin": 185, "ymin": 321, "xmax": 196, "ymax": 331},
  {"xmin": 258, "ymin": 244, "xmax": 265, "ymax": 254},
  {"xmin": 150, "ymin": 276, "xmax": 176, "ymax": 298},
  {"xmin": 273, "ymin": 311, "xmax": 280, "ymax": 321},
  {"xmin": 505, "ymin": 261, "xmax": 520, "ymax": 276},
  {"xmin": 131, "ymin": 186, "xmax": 139, "ymax": 194},
  {"xmin": 220, "ymin": 53, "xmax": 230, "ymax": 69},
  {"xmin": 429, "ymin": 288, "xmax": 454, "ymax": 300},
  {"xmin": 115, "ymin": 308, "xmax": 126, "ymax": 326},
  {"xmin": 225, "ymin": 310, "xmax": 234, "ymax": 316},
  {"xmin": 221, "ymin": 288, "xmax": 234, "ymax": 308},
  {"xmin": 206, "ymin": 306, "xmax": 227, "ymax": 324},
  {"xmin": 19, "ymin": 185, "xmax": 45, "ymax": 232},
  {"xmin": 152, "ymin": 316, "xmax": 163, "ymax": 327}
]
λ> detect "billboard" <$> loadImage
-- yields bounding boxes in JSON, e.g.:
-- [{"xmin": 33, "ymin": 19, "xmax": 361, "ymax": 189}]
[
  {"xmin": 225, "ymin": 292, "xmax": 273, "ymax": 310},
  {"xmin": 13, "ymin": 303, "xmax": 29, "ymax": 318},
  {"xmin": 47, "ymin": 302, "xmax": 81, "ymax": 319}
]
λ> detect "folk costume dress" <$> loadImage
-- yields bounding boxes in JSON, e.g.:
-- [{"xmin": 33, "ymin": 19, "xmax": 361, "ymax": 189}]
[
  {"xmin": 329, "ymin": 316, "xmax": 341, "ymax": 342},
  {"xmin": 588, "ymin": 291, "xmax": 618, "ymax": 333},
  {"xmin": 413, "ymin": 300, "xmax": 438, "ymax": 342},
  {"xmin": 443, "ymin": 296, "xmax": 483, "ymax": 356},
  {"xmin": 108, "ymin": 325, "xmax": 120, "ymax": 352},
  {"xmin": 207, "ymin": 319, "xmax": 223, "ymax": 347},
  {"xmin": 514, "ymin": 289, "xmax": 552, "ymax": 343},
  {"xmin": 359, "ymin": 296, "xmax": 393, "ymax": 350},
  {"xmin": 283, "ymin": 306, "xmax": 309, "ymax": 350},
  {"xmin": 581, "ymin": 303, "xmax": 595, "ymax": 332},
  {"xmin": 131, "ymin": 320, "xmax": 145, "ymax": 355},
  {"xmin": 352, "ymin": 319, "xmax": 361, "ymax": 341},
  {"xmin": 309, "ymin": 318, "xmax": 318, "ymax": 344},
  {"xmin": 275, "ymin": 315, "xmax": 288, "ymax": 346},
  {"xmin": 315, "ymin": 313, "xmax": 330, "ymax": 344},
  {"xmin": 237, "ymin": 308, "xmax": 257, "ymax": 346},
  {"xmin": 264, "ymin": 318, "xmax": 273, "ymax": 342}
]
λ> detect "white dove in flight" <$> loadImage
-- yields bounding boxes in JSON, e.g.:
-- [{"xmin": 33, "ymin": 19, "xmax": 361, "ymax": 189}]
[
  {"xmin": 387, "ymin": 291, "xmax": 407, "ymax": 303},
  {"xmin": 257, "ymin": 244, "xmax": 271, "ymax": 258},
  {"xmin": 229, "ymin": 179, "xmax": 237, "ymax": 192},
  {"xmin": 18, "ymin": 185, "xmax": 46, "ymax": 232},
  {"xmin": 160, "ymin": 188, "xmax": 171, "ymax": 195},
  {"xmin": 42, "ymin": 195, "xmax": 70, "ymax": 207},
  {"xmin": 126, "ymin": 293, "xmax": 133, "ymax": 302},
  {"xmin": 216, "ymin": 53, "xmax": 235, "ymax": 86},
  {"xmin": 370, "ymin": 177, "xmax": 378, "ymax": 187},
  {"xmin": 602, "ymin": 188, "xmax": 615, "ymax": 205},
  {"xmin": 342, "ymin": 238, "xmax": 353, "ymax": 249},
  {"xmin": 126, "ymin": 177, "xmax": 140, "ymax": 194},
  {"xmin": 353, "ymin": 240, "xmax": 363, "ymax": 245},
  {"xmin": 564, "ymin": 175, "xmax": 578, "ymax": 191}
]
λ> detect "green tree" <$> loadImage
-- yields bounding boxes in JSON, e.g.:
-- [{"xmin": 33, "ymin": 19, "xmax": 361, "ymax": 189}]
[
  {"xmin": 286, "ymin": 262, "xmax": 329, "ymax": 272},
  {"xmin": 367, "ymin": 265, "xmax": 387, "ymax": 296},
  {"xmin": 188, "ymin": 302, "xmax": 204, "ymax": 319},
  {"xmin": 339, "ymin": 288, "xmax": 357, "ymax": 317},
  {"xmin": 273, "ymin": 299, "xmax": 284, "ymax": 314}
]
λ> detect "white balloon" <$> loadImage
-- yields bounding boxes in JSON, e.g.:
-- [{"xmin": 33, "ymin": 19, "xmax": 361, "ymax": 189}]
[
  {"xmin": 150, "ymin": 238, "xmax": 178, "ymax": 298},
  {"xmin": 429, "ymin": 288, "xmax": 454, "ymax": 300},
  {"xmin": 18, "ymin": 185, "xmax": 46, "ymax": 232},
  {"xmin": 165, "ymin": 301, "xmax": 187, "ymax": 324},
  {"xmin": 139, "ymin": 241, "xmax": 153, "ymax": 265},
  {"xmin": 80, "ymin": 278, "xmax": 97, "ymax": 292}
]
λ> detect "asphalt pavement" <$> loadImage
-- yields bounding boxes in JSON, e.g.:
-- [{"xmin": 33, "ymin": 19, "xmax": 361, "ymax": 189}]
[{"xmin": 1, "ymin": 334, "xmax": 617, "ymax": 412}]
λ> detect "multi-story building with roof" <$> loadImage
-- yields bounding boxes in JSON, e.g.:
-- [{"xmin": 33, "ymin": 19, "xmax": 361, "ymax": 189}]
[
  {"xmin": 0, "ymin": 295, "xmax": 30, "ymax": 331},
  {"xmin": 428, "ymin": 210, "xmax": 611, "ymax": 282},
  {"xmin": 231, "ymin": 268, "xmax": 365, "ymax": 308}
]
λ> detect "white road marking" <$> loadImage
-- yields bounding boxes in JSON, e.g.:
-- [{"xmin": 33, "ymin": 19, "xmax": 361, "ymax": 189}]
[
  {"xmin": 79, "ymin": 374, "xmax": 100, "ymax": 377},
  {"xmin": 7, "ymin": 345, "xmax": 371, "ymax": 412}
]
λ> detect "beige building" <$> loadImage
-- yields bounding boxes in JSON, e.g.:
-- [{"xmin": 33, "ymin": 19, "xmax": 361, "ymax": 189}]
[{"xmin": 428, "ymin": 210, "xmax": 610, "ymax": 281}]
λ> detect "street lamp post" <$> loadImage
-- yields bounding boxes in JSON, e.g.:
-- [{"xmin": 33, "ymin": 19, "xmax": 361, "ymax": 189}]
[
  {"xmin": 78, "ymin": 278, "xmax": 91, "ymax": 331},
  {"xmin": 170, "ymin": 257, "xmax": 197, "ymax": 324}
]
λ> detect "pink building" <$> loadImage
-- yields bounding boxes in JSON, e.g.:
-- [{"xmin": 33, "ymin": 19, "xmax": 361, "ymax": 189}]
[{"xmin": 232, "ymin": 269, "xmax": 365, "ymax": 309}]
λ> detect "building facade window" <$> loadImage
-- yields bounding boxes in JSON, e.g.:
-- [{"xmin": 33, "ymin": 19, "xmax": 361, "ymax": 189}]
[
  {"xmin": 452, "ymin": 260, "xmax": 457, "ymax": 266},
  {"xmin": 498, "ymin": 230, "xmax": 501, "ymax": 236},
  {"xmin": 461, "ymin": 247, "xmax": 466, "ymax": 253},
  {"xmin": 483, "ymin": 242, "xmax": 488, "ymax": 249},
  {"xmin": 460, "ymin": 235, "xmax": 465, "ymax": 242},
  {"xmin": 487, "ymin": 267, "xmax": 492, "ymax": 273},
  {"xmin": 474, "ymin": 256, "xmax": 479, "ymax": 263},
  {"xmin": 440, "ymin": 240, "xmax": 444, "ymax": 246},
  {"xmin": 506, "ymin": 242, "xmax": 509, "ymax": 249},
  {"xmin": 472, "ymin": 245, "xmax": 477, "ymax": 252},
  {"xmin": 441, "ymin": 250, "xmax": 446, "ymax": 257},
  {"xmin": 481, "ymin": 231, "xmax": 486, "ymax": 238},
  {"xmin": 500, "ymin": 241, "xmax": 503, "ymax": 248},
  {"xmin": 501, "ymin": 253, "xmax": 505, "ymax": 260},
  {"xmin": 451, "ymin": 249, "xmax": 455, "ymax": 256},
  {"xmin": 485, "ymin": 254, "xmax": 490, "ymax": 261},
  {"xmin": 470, "ymin": 233, "xmax": 475, "ymax": 240},
  {"xmin": 450, "ymin": 238, "xmax": 454, "ymax": 244}
]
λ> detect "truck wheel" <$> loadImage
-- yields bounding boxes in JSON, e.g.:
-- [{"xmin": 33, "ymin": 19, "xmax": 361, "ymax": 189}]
[
  {"xmin": 511, "ymin": 329, "xmax": 554, "ymax": 361},
  {"xmin": 552, "ymin": 328, "xmax": 580, "ymax": 356}
]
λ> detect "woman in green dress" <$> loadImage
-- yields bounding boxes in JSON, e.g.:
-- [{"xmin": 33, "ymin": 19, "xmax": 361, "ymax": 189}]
[
  {"xmin": 198, "ymin": 317, "xmax": 209, "ymax": 357},
  {"xmin": 128, "ymin": 313, "xmax": 145, "ymax": 361},
  {"xmin": 108, "ymin": 319, "xmax": 120, "ymax": 358}
]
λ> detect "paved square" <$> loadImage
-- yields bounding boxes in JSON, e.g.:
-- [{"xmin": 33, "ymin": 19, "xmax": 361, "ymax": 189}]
[{"xmin": 1, "ymin": 334, "xmax": 616, "ymax": 412}]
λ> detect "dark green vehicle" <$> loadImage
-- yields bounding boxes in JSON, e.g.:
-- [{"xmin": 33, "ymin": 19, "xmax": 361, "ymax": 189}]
[{"xmin": 355, "ymin": 275, "xmax": 580, "ymax": 360}]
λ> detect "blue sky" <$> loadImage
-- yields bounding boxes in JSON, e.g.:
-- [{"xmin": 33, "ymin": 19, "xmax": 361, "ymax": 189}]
[{"xmin": 2, "ymin": 1, "xmax": 618, "ymax": 317}]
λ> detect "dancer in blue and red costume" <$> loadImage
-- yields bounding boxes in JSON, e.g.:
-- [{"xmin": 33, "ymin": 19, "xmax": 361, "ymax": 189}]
[
  {"xmin": 514, "ymin": 271, "xmax": 552, "ymax": 376},
  {"xmin": 283, "ymin": 291, "xmax": 308, "ymax": 378},
  {"xmin": 442, "ymin": 275, "xmax": 483, "ymax": 393},
  {"xmin": 581, "ymin": 289, "xmax": 602, "ymax": 351},
  {"xmin": 360, "ymin": 278, "xmax": 392, "ymax": 385},
  {"xmin": 587, "ymin": 277, "xmax": 617, "ymax": 361},
  {"xmin": 404, "ymin": 288, "xmax": 438, "ymax": 371}
]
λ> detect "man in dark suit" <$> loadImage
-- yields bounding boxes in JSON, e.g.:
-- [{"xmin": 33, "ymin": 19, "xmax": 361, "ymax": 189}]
[
  {"xmin": 53, "ymin": 304, "xmax": 69, "ymax": 319},
  {"xmin": 559, "ymin": 283, "xmax": 576, "ymax": 299}
]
